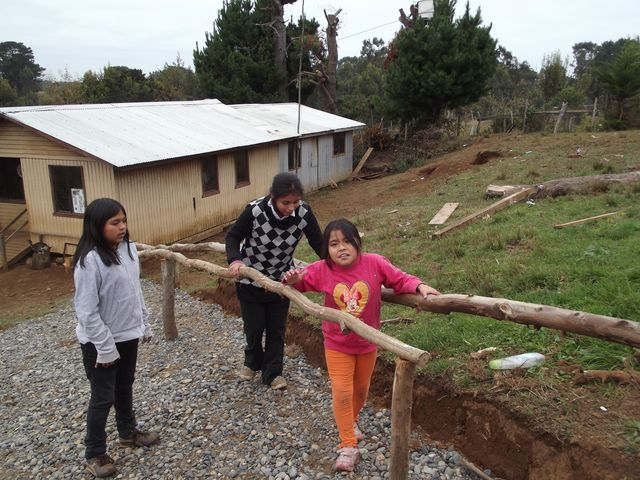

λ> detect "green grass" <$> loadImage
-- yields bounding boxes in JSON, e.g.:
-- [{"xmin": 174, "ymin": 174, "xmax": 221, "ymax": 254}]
[{"xmin": 296, "ymin": 130, "xmax": 640, "ymax": 376}]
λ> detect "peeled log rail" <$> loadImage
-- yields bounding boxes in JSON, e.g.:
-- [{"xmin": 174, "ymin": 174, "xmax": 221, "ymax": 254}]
[
  {"xmin": 144, "ymin": 243, "xmax": 640, "ymax": 348},
  {"xmin": 137, "ymin": 244, "xmax": 430, "ymax": 367},
  {"xmin": 381, "ymin": 290, "xmax": 640, "ymax": 349}
]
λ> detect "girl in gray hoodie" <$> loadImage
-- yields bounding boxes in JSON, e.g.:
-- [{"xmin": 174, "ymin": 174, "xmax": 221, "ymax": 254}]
[{"xmin": 73, "ymin": 198, "xmax": 159, "ymax": 478}]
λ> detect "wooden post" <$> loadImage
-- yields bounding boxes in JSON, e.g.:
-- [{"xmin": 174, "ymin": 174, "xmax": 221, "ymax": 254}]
[
  {"xmin": 389, "ymin": 358, "xmax": 416, "ymax": 480},
  {"xmin": 554, "ymin": 102, "xmax": 568, "ymax": 134},
  {"xmin": 591, "ymin": 97, "xmax": 598, "ymax": 129},
  {"xmin": 0, "ymin": 233, "xmax": 7, "ymax": 272},
  {"xmin": 174, "ymin": 262, "xmax": 181, "ymax": 289},
  {"xmin": 522, "ymin": 100, "xmax": 528, "ymax": 133},
  {"xmin": 161, "ymin": 259, "xmax": 178, "ymax": 340}
]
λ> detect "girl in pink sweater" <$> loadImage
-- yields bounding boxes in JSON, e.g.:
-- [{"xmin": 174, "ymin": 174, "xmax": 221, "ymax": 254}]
[{"xmin": 283, "ymin": 218, "xmax": 440, "ymax": 472}]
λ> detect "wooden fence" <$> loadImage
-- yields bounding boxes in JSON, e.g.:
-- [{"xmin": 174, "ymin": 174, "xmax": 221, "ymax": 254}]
[{"xmin": 137, "ymin": 242, "xmax": 640, "ymax": 479}]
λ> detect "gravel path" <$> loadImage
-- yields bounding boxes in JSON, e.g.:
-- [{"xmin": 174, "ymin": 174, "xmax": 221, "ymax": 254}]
[{"xmin": 0, "ymin": 280, "xmax": 482, "ymax": 479}]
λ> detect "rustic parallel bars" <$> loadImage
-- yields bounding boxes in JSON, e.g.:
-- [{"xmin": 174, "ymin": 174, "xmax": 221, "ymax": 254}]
[
  {"xmin": 137, "ymin": 242, "xmax": 640, "ymax": 479},
  {"xmin": 138, "ymin": 243, "xmax": 426, "ymax": 479}
]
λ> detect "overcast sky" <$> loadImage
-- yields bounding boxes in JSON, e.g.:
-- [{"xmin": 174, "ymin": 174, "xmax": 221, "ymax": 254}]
[{"xmin": 2, "ymin": 0, "xmax": 639, "ymax": 80}]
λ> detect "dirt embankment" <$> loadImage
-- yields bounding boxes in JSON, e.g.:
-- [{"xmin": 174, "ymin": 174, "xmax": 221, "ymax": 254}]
[{"xmin": 199, "ymin": 280, "xmax": 639, "ymax": 480}]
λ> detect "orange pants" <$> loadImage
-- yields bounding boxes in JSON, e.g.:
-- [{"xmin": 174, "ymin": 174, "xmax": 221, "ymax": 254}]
[{"xmin": 325, "ymin": 348, "xmax": 377, "ymax": 448}]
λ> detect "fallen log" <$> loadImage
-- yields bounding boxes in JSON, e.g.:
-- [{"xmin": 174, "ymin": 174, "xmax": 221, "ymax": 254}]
[
  {"xmin": 574, "ymin": 370, "xmax": 640, "ymax": 385},
  {"xmin": 381, "ymin": 290, "xmax": 640, "ymax": 349},
  {"xmin": 533, "ymin": 171, "xmax": 640, "ymax": 199}
]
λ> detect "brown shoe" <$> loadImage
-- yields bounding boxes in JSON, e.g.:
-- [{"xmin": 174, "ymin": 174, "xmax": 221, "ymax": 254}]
[
  {"xmin": 119, "ymin": 429, "xmax": 160, "ymax": 447},
  {"xmin": 86, "ymin": 454, "xmax": 116, "ymax": 478}
]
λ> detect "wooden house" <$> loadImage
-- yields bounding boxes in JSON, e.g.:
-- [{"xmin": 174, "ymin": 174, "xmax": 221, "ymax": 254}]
[{"xmin": 0, "ymin": 100, "xmax": 364, "ymax": 266}]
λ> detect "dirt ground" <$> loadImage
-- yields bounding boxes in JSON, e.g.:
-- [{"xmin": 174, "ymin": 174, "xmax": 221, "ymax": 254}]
[{"xmin": 1, "ymin": 132, "xmax": 639, "ymax": 479}]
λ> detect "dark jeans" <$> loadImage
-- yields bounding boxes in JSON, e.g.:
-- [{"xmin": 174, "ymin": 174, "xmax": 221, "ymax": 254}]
[
  {"xmin": 236, "ymin": 283, "xmax": 290, "ymax": 385},
  {"xmin": 81, "ymin": 338, "xmax": 139, "ymax": 459}
]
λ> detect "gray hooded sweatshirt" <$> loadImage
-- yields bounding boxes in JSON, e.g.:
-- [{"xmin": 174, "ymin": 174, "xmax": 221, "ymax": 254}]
[{"xmin": 74, "ymin": 241, "xmax": 151, "ymax": 363}]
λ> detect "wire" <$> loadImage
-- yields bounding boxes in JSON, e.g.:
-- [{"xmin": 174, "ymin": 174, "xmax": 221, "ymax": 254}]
[{"xmin": 338, "ymin": 20, "xmax": 398, "ymax": 41}]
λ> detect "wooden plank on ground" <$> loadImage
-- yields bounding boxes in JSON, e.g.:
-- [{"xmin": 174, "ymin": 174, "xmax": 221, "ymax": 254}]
[
  {"xmin": 431, "ymin": 187, "xmax": 538, "ymax": 240},
  {"xmin": 348, "ymin": 147, "xmax": 374, "ymax": 180},
  {"xmin": 553, "ymin": 211, "xmax": 619, "ymax": 229},
  {"xmin": 428, "ymin": 202, "xmax": 459, "ymax": 225}
]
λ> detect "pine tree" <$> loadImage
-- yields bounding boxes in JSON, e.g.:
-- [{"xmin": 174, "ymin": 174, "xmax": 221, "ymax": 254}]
[{"xmin": 384, "ymin": 0, "xmax": 496, "ymax": 126}]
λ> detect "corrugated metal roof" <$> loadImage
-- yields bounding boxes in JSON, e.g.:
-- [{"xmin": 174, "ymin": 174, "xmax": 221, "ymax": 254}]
[{"xmin": 0, "ymin": 100, "xmax": 365, "ymax": 168}]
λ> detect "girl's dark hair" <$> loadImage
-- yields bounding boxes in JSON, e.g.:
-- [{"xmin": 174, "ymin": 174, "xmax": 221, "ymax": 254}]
[
  {"xmin": 73, "ymin": 198, "xmax": 132, "ymax": 268},
  {"xmin": 269, "ymin": 172, "xmax": 304, "ymax": 200},
  {"xmin": 322, "ymin": 218, "xmax": 362, "ymax": 268}
]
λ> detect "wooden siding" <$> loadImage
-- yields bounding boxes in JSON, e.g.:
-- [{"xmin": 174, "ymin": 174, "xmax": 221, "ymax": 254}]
[
  {"xmin": 317, "ymin": 132, "xmax": 353, "ymax": 188},
  {"xmin": 116, "ymin": 145, "xmax": 279, "ymax": 245},
  {"xmin": 280, "ymin": 131, "xmax": 354, "ymax": 192},
  {"xmin": 0, "ymin": 202, "xmax": 26, "ymax": 229},
  {"xmin": 0, "ymin": 119, "xmax": 116, "ymax": 253},
  {"xmin": 20, "ymin": 157, "xmax": 116, "ymax": 252},
  {"xmin": 0, "ymin": 118, "xmax": 81, "ymax": 159}
]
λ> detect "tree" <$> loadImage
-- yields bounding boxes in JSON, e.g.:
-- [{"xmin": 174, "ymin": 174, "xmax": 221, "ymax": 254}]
[
  {"xmin": 0, "ymin": 77, "xmax": 18, "ymax": 106},
  {"xmin": 38, "ymin": 68, "xmax": 86, "ymax": 105},
  {"xmin": 539, "ymin": 52, "xmax": 568, "ymax": 104},
  {"xmin": 337, "ymin": 38, "xmax": 388, "ymax": 123},
  {"xmin": 193, "ymin": 0, "xmax": 281, "ymax": 104},
  {"xmin": 285, "ymin": 16, "xmax": 321, "ymax": 103},
  {"xmin": 270, "ymin": 0, "xmax": 298, "ymax": 100},
  {"xmin": 596, "ymin": 40, "xmax": 640, "ymax": 120},
  {"xmin": 82, "ymin": 66, "xmax": 152, "ymax": 103},
  {"xmin": 148, "ymin": 56, "xmax": 202, "ymax": 101},
  {"xmin": 384, "ymin": 0, "xmax": 497, "ymax": 126},
  {"xmin": 0, "ymin": 41, "xmax": 45, "ymax": 99}
]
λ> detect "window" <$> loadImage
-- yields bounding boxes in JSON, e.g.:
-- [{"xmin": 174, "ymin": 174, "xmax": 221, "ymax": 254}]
[
  {"xmin": 234, "ymin": 150, "xmax": 250, "ymax": 187},
  {"xmin": 201, "ymin": 156, "xmax": 219, "ymax": 196},
  {"xmin": 288, "ymin": 141, "xmax": 300, "ymax": 171},
  {"xmin": 49, "ymin": 165, "xmax": 85, "ymax": 214},
  {"xmin": 333, "ymin": 132, "xmax": 345, "ymax": 155},
  {"xmin": 0, "ymin": 158, "xmax": 25, "ymax": 202}
]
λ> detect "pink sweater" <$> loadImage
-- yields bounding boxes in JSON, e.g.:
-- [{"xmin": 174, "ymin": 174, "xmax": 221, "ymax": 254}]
[{"xmin": 291, "ymin": 253, "xmax": 423, "ymax": 354}]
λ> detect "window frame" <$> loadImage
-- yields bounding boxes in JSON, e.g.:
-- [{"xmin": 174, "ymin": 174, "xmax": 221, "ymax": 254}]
[
  {"xmin": 287, "ymin": 140, "xmax": 301, "ymax": 171},
  {"xmin": 333, "ymin": 131, "xmax": 346, "ymax": 156},
  {"xmin": 201, "ymin": 155, "xmax": 220, "ymax": 197},
  {"xmin": 48, "ymin": 165, "xmax": 86, "ymax": 217},
  {"xmin": 234, "ymin": 150, "xmax": 250, "ymax": 188},
  {"xmin": 0, "ymin": 157, "xmax": 26, "ymax": 204}
]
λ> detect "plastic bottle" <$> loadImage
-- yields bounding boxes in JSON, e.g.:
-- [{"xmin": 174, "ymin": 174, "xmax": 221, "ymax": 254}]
[{"xmin": 489, "ymin": 352, "xmax": 545, "ymax": 370}]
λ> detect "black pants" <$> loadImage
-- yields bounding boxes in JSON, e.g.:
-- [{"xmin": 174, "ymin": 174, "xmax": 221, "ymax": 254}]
[
  {"xmin": 81, "ymin": 338, "xmax": 139, "ymax": 459},
  {"xmin": 236, "ymin": 283, "xmax": 290, "ymax": 385}
]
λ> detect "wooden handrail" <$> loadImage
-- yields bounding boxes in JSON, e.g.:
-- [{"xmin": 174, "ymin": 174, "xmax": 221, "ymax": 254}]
[
  {"xmin": 4, "ymin": 220, "xmax": 29, "ymax": 242},
  {"xmin": 0, "ymin": 208, "xmax": 27, "ymax": 235},
  {"xmin": 142, "ymin": 242, "xmax": 640, "ymax": 349},
  {"xmin": 137, "ymin": 243, "xmax": 431, "ymax": 366}
]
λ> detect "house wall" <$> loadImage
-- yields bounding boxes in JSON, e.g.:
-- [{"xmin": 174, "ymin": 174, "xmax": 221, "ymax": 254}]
[
  {"xmin": 0, "ymin": 118, "xmax": 116, "ymax": 253},
  {"xmin": 116, "ymin": 144, "xmax": 279, "ymax": 245},
  {"xmin": 317, "ymin": 131, "xmax": 353, "ymax": 188},
  {"xmin": 276, "ymin": 130, "xmax": 355, "ymax": 192}
]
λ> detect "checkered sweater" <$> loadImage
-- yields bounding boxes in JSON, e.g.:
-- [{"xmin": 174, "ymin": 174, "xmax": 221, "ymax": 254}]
[{"xmin": 226, "ymin": 196, "xmax": 323, "ymax": 286}]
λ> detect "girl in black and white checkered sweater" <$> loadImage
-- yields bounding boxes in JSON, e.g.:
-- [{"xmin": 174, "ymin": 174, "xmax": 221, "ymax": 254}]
[{"xmin": 226, "ymin": 172, "xmax": 323, "ymax": 389}]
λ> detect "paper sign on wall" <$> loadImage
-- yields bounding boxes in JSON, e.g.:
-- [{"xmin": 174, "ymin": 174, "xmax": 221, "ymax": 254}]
[{"xmin": 71, "ymin": 188, "xmax": 85, "ymax": 214}]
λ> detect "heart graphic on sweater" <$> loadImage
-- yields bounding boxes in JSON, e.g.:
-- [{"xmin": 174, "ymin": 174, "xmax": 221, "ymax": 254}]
[{"xmin": 333, "ymin": 281, "xmax": 369, "ymax": 317}]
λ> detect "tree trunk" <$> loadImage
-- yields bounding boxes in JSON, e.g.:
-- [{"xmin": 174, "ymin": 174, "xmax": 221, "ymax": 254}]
[
  {"xmin": 271, "ymin": 0, "xmax": 294, "ymax": 101},
  {"xmin": 322, "ymin": 9, "xmax": 341, "ymax": 114},
  {"xmin": 533, "ymin": 171, "xmax": 640, "ymax": 199}
]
